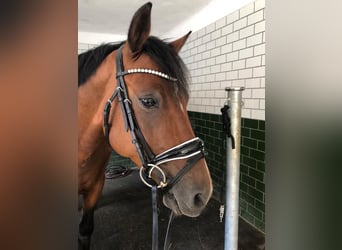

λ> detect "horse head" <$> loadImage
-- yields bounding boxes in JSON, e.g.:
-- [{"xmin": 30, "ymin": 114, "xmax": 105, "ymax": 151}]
[{"xmin": 108, "ymin": 2, "xmax": 212, "ymax": 217}]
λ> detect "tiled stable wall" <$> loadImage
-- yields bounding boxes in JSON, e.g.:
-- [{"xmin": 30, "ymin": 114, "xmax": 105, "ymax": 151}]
[
  {"xmin": 180, "ymin": 0, "xmax": 265, "ymax": 121},
  {"xmin": 78, "ymin": 0, "xmax": 265, "ymax": 232},
  {"xmin": 180, "ymin": 0, "xmax": 265, "ymax": 232},
  {"xmin": 188, "ymin": 112, "xmax": 265, "ymax": 232}
]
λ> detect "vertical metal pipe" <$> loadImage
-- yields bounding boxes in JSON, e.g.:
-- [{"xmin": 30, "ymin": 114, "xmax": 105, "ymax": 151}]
[{"xmin": 224, "ymin": 87, "xmax": 244, "ymax": 250}]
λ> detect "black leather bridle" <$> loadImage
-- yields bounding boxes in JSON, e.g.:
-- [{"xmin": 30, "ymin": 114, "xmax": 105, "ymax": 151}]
[{"xmin": 103, "ymin": 45, "xmax": 207, "ymax": 250}]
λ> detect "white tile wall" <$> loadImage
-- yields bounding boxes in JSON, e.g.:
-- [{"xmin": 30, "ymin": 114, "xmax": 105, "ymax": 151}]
[
  {"xmin": 247, "ymin": 10, "xmax": 264, "ymax": 25},
  {"xmin": 240, "ymin": 3, "xmax": 255, "ymax": 18},
  {"xmin": 181, "ymin": 0, "xmax": 265, "ymax": 120}
]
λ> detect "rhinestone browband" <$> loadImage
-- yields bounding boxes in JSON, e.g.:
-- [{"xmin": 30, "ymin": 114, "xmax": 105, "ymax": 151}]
[{"xmin": 125, "ymin": 68, "xmax": 177, "ymax": 82}]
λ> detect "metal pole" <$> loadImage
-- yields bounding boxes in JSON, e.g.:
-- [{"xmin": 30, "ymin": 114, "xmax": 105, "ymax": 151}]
[{"xmin": 224, "ymin": 87, "xmax": 244, "ymax": 250}]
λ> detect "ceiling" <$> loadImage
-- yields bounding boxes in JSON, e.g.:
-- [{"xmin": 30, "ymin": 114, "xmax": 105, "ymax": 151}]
[{"xmin": 78, "ymin": 0, "xmax": 253, "ymax": 44}]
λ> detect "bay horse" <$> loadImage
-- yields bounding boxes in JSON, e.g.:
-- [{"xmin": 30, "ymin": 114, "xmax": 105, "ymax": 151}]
[{"xmin": 78, "ymin": 2, "xmax": 212, "ymax": 249}]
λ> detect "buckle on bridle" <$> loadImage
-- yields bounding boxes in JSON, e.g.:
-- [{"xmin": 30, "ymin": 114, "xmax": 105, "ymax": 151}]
[{"xmin": 139, "ymin": 164, "xmax": 167, "ymax": 189}]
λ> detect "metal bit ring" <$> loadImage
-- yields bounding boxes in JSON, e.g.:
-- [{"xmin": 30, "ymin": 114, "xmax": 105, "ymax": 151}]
[{"xmin": 139, "ymin": 164, "xmax": 167, "ymax": 189}]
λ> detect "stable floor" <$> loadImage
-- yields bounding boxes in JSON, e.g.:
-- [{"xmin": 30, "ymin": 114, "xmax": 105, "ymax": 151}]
[{"xmin": 90, "ymin": 169, "xmax": 265, "ymax": 250}]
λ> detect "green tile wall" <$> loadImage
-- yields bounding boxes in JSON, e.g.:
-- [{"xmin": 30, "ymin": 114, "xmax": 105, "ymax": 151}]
[
  {"xmin": 106, "ymin": 151, "xmax": 135, "ymax": 170},
  {"xmin": 188, "ymin": 111, "xmax": 265, "ymax": 232}
]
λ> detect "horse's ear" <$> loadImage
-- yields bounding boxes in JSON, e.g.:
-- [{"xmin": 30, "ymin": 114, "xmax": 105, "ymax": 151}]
[
  {"xmin": 169, "ymin": 31, "xmax": 192, "ymax": 53},
  {"xmin": 127, "ymin": 2, "xmax": 152, "ymax": 56}
]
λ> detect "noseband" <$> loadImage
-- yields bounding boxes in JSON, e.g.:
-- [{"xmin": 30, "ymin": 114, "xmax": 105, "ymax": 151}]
[{"xmin": 103, "ymin": 45, "xmax": 207, "ymax": 190}]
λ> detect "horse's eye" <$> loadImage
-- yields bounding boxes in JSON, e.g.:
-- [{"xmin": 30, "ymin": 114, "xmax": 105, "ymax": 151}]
[{"xmin": 139, "ymin": 97, "xmax": 158, "ymax": 108}]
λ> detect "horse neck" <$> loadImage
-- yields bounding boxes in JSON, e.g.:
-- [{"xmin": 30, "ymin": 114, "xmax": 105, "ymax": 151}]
[{"xmin": 78, "ymin": 52, "xmax": 117, "ymax": 145}]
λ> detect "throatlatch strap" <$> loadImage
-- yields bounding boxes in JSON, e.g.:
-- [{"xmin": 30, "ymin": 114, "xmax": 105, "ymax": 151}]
[{"xmin": 103, "ymin": 89, "xmax": 119, "ymax": 139}]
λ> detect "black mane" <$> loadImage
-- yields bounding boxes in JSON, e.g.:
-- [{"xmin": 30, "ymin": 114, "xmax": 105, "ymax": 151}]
[
  {"xmin": 78, "ymin": 42, "xmax": 123, "ymax": 86},
  {"xmin": 78, "ymin": 37, "xmax": 189, "ymax": 98}
]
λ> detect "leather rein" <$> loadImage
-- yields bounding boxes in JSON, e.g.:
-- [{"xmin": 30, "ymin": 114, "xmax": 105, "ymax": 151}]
[{"xmin": 103, "ymin": 45, "xmax": 207, "ymax": 250}]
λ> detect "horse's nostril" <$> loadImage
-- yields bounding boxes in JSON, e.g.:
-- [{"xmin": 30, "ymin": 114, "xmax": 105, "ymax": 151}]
[{"xmin": 194, "ymin": 193, "xmax": 204, "ymax": 207}]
